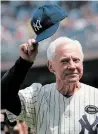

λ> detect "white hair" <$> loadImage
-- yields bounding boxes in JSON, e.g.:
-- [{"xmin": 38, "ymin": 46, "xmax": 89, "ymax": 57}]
[{"xmin": 47, "ymin": 37, "xmax": 84, "ymax": 61}]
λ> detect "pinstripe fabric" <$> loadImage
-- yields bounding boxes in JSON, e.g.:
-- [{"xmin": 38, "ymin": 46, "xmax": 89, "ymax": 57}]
[{"xmin": 6, "ymin": 83, "xmax": 98, "ymax": 134}]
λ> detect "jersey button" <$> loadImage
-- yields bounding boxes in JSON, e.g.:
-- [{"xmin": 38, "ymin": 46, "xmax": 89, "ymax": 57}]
[{"xmin": 64, "ymin": 110, "xmax": 71, "ymax": 118}]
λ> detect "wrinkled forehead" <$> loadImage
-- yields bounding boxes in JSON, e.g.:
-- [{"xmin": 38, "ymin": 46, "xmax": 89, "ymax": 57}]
[{"xmin": 55, "ymin": 43, "xmax": 82, "ymax": 58}]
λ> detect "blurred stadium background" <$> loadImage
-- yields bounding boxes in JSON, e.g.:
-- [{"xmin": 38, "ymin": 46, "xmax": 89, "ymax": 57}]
[{"xmin": 1, "ymin": 1, "xmax": 98, "ymax": 133}]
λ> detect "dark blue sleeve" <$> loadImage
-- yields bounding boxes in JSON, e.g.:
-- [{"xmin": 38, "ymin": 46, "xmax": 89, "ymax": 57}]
[{"xmin": 1, "ymin": 57, "xmax": 33, "ymax": 115}]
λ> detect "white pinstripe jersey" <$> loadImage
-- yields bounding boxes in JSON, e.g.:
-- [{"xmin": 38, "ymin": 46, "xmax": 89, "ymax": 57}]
[{"xmin": 7, "ymin": 83, "xmax": 98, "ymax": 134}]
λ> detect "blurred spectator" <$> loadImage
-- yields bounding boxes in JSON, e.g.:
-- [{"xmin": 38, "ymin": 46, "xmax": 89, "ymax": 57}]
[
  {"xmin": 1, "ymin": 1, "xmax": 98, "ymax": 67},
  {"xmin": 4, "ymin": 124, "xmax": 10, "ymax": 134},
  {"xmin": 13, "ymin": 120, "xmax": 28, "ymax": 134}
]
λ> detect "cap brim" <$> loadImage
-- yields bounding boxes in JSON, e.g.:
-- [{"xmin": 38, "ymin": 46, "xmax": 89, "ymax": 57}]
[{"xmin": 36, "ymin": 23, "xmax": 59, "ymax": 42}]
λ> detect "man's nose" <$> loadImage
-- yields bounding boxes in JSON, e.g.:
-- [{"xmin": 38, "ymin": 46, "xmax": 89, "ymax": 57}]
[{"xmin": 68, "ymin": 60, "xmax": 76, "ymax": 69}]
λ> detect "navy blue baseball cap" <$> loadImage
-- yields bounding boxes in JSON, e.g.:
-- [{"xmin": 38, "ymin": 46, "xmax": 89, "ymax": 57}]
[{"xmin": 31, "ymin": 5, "xmax": 67, "ymax": 42}]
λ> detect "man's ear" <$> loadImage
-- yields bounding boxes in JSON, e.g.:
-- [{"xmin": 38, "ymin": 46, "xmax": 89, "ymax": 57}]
[{"xmin": 47, "ymin": 61, "xmax": 55, "ymax": 73}]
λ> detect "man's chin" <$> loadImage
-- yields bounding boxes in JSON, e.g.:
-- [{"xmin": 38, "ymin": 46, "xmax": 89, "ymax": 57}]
[{"xmin": 68, "ymin": 78, "xmax": 79, "ymax": 83}]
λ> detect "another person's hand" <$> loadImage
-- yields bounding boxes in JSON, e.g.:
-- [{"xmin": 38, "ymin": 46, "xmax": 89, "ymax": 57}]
[{"xmin": 20, "ymin": 39, "xmax": 39, "ymax": 63}]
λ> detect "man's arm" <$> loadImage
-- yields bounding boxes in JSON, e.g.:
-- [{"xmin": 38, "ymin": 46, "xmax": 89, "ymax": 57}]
[
  {"xmin": 1, "ymin": 39, "xmax": 38, "ymax": 115},
  {"xmin": 1, "ymin": 57, "xmax": 33, "ymax": 115}
]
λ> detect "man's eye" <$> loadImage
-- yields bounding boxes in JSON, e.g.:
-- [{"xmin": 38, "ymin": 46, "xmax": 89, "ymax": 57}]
[
  {"xmin": 61, "ymin": 59, "xmax": 69, "ymax": 63},
  {"xmin": 73, "ymin": 59, "xmax": 80, "ymax": 62}
]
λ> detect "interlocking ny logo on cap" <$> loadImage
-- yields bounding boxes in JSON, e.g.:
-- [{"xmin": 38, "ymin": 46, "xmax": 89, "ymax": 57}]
[
  {"xmin": 31, "ymin": 5, "xmax": 67, "ymax": 42},
  {"xmin": 33, "ymin": 19, "xmax": 42, "ymax": 32}
]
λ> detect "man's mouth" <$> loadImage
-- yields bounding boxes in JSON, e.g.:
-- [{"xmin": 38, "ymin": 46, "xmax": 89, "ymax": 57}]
[{"xmin": 65, "ymin": 73, "xmax": 78, "ymax": 76}]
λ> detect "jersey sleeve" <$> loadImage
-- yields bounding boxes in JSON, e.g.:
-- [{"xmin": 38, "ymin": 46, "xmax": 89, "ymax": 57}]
[{"xmin": 6, "ymin": 83, "xmax": 42, "ymax": 128}]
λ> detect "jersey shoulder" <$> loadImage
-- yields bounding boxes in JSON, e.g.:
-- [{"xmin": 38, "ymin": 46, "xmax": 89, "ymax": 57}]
[
  {"xmin": 42, "ymin": 83, "xmax": 56, "ymax": 92},
  {"xmin": 19, "ymin": 82, "xmax": 56, "ymax": 99},
  {"xmin": 41, "ymin": 83, "xmax": 56, "ymax": 97},
  {"xmin": 19, "ymin": 83, "xmax": 42, "ymax": 98},
  {"xmin": 81, "ymin": 83, "xmax": 98, "ymax": 93}
]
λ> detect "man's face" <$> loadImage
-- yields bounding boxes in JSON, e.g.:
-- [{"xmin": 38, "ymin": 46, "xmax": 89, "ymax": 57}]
[{"xmin": 51, "ymin": 43, "xmax": 83, "ymax": 84}]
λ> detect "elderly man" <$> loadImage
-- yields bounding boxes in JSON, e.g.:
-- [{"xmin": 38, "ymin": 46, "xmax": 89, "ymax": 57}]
[{"xmin": 1, "ymin": 37, "xmax": 98, "ymax": 134}]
